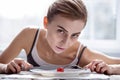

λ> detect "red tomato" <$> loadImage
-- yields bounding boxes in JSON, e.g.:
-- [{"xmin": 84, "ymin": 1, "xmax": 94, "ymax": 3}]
[{"xmin": 57, "ymin": 67, "xmax": 64, "ymax": 72}]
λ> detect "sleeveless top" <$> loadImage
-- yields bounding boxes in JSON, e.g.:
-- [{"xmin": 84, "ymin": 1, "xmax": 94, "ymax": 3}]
[{"xmin": 27, "ymin": 29, "xmax": 86, "ymax": 70}]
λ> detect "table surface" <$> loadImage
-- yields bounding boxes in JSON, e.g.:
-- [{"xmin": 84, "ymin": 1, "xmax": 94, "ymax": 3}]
[{"xmin": 0, "ymin": 71, "xmax": 119, "ymax": 80}]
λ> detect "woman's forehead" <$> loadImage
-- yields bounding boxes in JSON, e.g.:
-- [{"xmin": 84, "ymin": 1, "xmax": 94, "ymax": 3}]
[{"xmin": 51, "ymin": 15, "xmax": 85, "ymax": 33}]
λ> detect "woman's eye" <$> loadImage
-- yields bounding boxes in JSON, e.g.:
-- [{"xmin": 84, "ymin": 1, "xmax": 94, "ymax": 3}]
[
  {"xmin": 72, "ymin": 34, "xmax": 79, "ymax": 39},
  {"xmin": 57, "ymin": 29, "xmax": 64, "ymax": 34}
]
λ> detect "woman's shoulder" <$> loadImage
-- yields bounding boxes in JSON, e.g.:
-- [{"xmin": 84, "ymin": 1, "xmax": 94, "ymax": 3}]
[
  {"xmin": 20, "ymin": 27, "xmax": 47, "ymax": 40},
  {"xmin": 18, "ymin": 27, "xmax": 42, "ymax": 53},
  {"xmin": 21, "ymin": 27, "xmax": 38, "ymax": 34},
  {"xmin": 20, "ymin": 27, "xmax": 43, "ymax": 43},
  {"xmin": 20, "ymin": 27, "xmax": 45, "ymax": 36},
  {"xmin": 22, "ymin": 27, "xmax": 45, "ymax": 33}
]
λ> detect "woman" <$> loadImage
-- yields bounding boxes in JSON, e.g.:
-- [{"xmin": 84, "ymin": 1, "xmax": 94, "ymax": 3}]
[{"xmin": 0, "ymin": 0, "xmax": 120, "ymax": 74}]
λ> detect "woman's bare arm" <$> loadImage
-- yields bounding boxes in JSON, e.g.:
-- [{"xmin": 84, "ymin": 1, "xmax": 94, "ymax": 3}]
[
  {"xmin": 0, "ymin": 28, "xmax": 36, "ymax": 73},
  {"xmin": 0, "ymin": 28, "xmax": 28, "ymax": 63},
  {"xmin": 79, "ymin": 47, "xmax": 120, "ymax": 67},
  {"xmin": 0, "ymin": 27, "xmax": 37, "ymax": 63}
]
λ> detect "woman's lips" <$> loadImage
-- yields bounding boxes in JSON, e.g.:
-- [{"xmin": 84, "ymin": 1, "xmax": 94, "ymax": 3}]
[{"xmin": 56, "ymin": 46, "xmax": 65, "ymax": 50}]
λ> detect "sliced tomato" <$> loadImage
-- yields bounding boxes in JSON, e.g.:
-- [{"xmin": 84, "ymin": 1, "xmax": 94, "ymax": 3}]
[{"xmin": 57, "ymin": 67, "xmax": 64, "ymax": 72}]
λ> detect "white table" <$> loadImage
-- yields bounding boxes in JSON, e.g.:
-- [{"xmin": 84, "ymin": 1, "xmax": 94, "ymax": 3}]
[
  {"xmin": 0, "ymin": 71, "xmax": 115, "ymax": 80},
  {"xmin": 110, "ymin": 75, "xmax": 120, "ymax": 80}
]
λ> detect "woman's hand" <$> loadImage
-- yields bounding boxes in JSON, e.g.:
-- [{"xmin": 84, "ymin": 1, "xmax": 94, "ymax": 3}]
[
  {"xmin": 3, "ymin": 58, "xmax": 33, "ymax": 74},
  {"xmin": 84, "ymin": 59, "xmax": 113, "ymax": 75}
]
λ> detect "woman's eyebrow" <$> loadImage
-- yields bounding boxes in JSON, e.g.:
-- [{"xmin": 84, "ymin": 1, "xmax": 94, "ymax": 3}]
[
  {"xmin": 57, "ymin": 25, "xmax": 68, "ymax": 32},
  {"xmin": 72, "ymin": 32, "xmax": 81, "ymax": 35}
]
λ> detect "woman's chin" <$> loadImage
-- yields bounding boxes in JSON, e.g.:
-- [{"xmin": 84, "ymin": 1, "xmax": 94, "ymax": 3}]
[{"xmin": 54, "ymin": 50, "xmax": 64, "ymax": 54}]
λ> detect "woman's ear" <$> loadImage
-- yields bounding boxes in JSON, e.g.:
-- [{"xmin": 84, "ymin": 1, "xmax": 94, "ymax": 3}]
[{"xmin": 43, "ymin": 16, "xmax": 48, "ymax": 29}]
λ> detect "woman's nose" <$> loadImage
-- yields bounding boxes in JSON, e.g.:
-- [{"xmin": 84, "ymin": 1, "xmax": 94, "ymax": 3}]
[{"xmin": 61, "ymin": 37, "xmax": 70, "ymax": 46}]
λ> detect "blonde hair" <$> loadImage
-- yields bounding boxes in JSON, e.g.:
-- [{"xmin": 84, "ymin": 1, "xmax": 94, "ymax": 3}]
[{"xmin": 47, "ymin": 0, "xmax": 87, "ymax": 25}]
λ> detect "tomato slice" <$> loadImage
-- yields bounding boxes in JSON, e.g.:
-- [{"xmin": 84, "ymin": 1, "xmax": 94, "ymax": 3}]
[{"xmin": 57, "ymin": 67, "xmax": 64, "ymax": 72}]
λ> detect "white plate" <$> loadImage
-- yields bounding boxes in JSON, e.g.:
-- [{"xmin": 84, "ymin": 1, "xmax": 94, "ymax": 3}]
[{"xmin": 30, "ymin": 68, "xmax": 91, "ymax": 77}]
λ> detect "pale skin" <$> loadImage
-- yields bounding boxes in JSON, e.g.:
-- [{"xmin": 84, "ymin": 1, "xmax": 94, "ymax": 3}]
[{"xmin": 0, "ymin": 15, "xmax": 120, "ymax": 74}]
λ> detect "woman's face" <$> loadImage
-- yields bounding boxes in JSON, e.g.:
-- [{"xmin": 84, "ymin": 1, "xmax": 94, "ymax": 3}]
[{"xmin": 44, "ymin": 15, "xmax": 85, "ymax": 54}]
